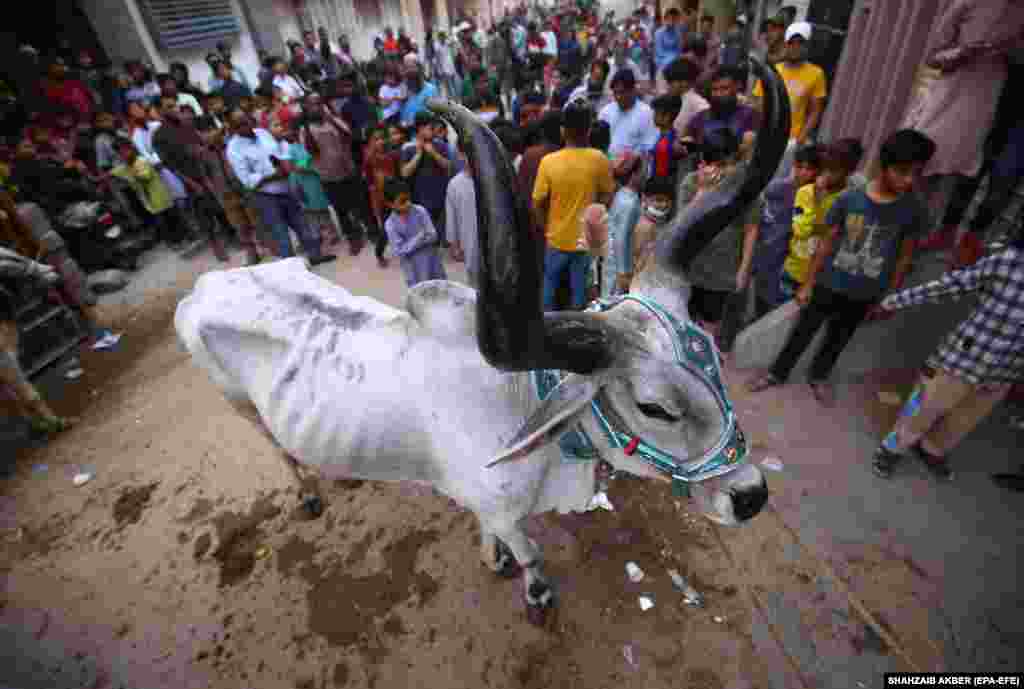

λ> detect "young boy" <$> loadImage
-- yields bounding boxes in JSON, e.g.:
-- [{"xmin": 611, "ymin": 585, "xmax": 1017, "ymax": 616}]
[
  {"xmin": 110, "ymin": 137, "xmax": 178, "ymax": 245},
  {"xmin": 750, "ymin": 144, "xmax": 822, "ymax": 318},
  {"xmin": 649, "ymin": 94, "xmax": 683, "ymax": 182},
  {"xmin": 746, "ymin": 129, "xmax": 936, "ymax": 405},
  {"xmin": 779, "ymin": 139, "xmax": 862, "ymax": 304},
  {"xmin": 400, "ymin": 112, "xmax": 453, "ymax": 246},
  {"xmin": 362, "ymin": 127, "xmax": 397, "ymax": 267},
  {"xmin": 382, "ymin": 177, "xmax": 447, "ymax": 287},
  {"xmin": 617, "ymin": 175, "xmax": 674, "ymax": 292}
]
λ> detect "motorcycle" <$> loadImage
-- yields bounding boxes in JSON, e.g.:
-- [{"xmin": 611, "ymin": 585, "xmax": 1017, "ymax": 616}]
[{"xmin": 56, "ymin": 201, "xmax": 156, "ymax": 273}]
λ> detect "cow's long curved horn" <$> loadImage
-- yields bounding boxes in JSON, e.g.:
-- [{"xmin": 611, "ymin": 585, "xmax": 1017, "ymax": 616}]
[
  {"xmin": 654, "ymin": 56, "xmax": 791, "ymax": 275},
  {"xmin": 428, "ymin": 99, "xmax": 619, "ymax": 375}
]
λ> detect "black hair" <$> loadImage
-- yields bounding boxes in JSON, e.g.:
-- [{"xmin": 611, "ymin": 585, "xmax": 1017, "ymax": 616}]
[
  {"xmin": 700, "ymin": 127, "xmax": 740, "ymax": 163},
  {"xmin": 383, "ymin": 176, "xmax": 411, "ymax": 202},
  {"xmin": 491, "ymin": 119, "xmax": 524, "ymax": 155},
  {"xmin": 589, "ymin": 120, "xmax": 610, "ymax": 153},
  {"xmin": 561, "ymin": 100, "xmax": 593, "ymax": 136},
  {"xmin": 538, "ymin": 110, "xmax": 563, "ymax": 147},
  {"xmin": 643, "ymin": 176, "xmax": 675, "ymax": 198},
  {"xmin": 700, "ymin": 14, "xmax": 715, "ymax": 24},
  {"xmin": 663, "ymin": 57, "xmax": 700, "ymax": 85},
  {"xmin": 879, "ymin": 129, "xmax": 936, "ymax": 169},
  {"xmin": 665, "ymin": 7, "xmax": 681, "ymax": 17},
  {"xmin": 609, "ymin": 68, "xmax": 637, "ymax": 90},
  {"xmin": 793, "ymin": 143, "xmax": 823, "ymax": 168},
  {"xmin": 651, "ymin": 94, "xmax": 683, "ymax": 118},
  {"xmin": 710, "ymin": 65, "xmax": 744, "ymax": 85},
  {"xmin": 684, "ymin": 35, "xmax": 708, "ymax": 59},
  {"xmin": 194, "ymin": 115, "xmax": 218, "ymax": 132},
  {"xmin": 113, "ymin": 136, "xmax": 136, "ymax": 151},
  {"xmin": 821, "ymin": 138, "xmax": 864, "ymax": 173},
  {"xmin": 156, "ymin": 73, "xmax": 175, "ymax": 86}
]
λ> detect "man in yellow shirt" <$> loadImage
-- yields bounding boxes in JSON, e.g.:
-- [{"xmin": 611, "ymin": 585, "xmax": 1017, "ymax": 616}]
[
  {"xmin": 780, "ymin": 139, "xmax": 862, "ymax": 300},
  {"xmin": 533, "ymin": 101, "xmax": 615, "ymax": 310},
  {"xmin": 753, "ymin": 22, "xmax": 827, "ymax": 145}
]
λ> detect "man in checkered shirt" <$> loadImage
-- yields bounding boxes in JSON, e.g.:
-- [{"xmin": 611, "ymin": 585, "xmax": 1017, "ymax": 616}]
[{"xmin": 872, "ymin": 236, "xmax": 1024, "ymax": 481}]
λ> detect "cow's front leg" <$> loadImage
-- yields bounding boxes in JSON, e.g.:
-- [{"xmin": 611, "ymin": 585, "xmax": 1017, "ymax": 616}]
[
  {"xmin": 496, "ymin": 528, "xmax": 554, "ymax": 625},
  {"xmin": 479, "ymin": 525, "xmax": 519, "ymax": 578},
  {"xmin": 228, "ymin": 398, "xmax": 323, "ymax": 518}
]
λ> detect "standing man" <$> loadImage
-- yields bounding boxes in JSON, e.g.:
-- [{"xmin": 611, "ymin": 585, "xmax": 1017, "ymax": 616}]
[
  {"xmin": 400, "ymin": 112, "xmax": 453, "ymax": 245},
  {"xmin": 754, "ymin": 21, "xmax": 827, "ymax": 146},
  {"xmin": 684, "ymin": 67, "xmax": 757, "ymax": 154},
  {"xmin": 654, "ymin": 7, "xmax": 685, "ymax": 94},
  {"xmin": 533, "ymin": 101, "xmax": 615, "ymax": 310},
  {"xmin": 225, "ymin": 110, "xmax": 336, "ymax": 264},
  {"xmin": 904, "ymin": 0, "xmax": 1024, "ymax": 250},
  {"xmin": 151, "ymin": 95, "xmax": 230, "ymax": 261},
  {"xmin": 599, "ymin": 69, "xmax": 659, "ymax": 173},
  {"xmin": 400, "ymin": 66, "xmax": 440, "ymax": 128}
]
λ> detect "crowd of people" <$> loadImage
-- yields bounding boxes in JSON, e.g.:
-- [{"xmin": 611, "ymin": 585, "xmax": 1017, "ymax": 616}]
[{"xmin": 0, "ymin": 0, "xmax": 1021, "ymax": 487}]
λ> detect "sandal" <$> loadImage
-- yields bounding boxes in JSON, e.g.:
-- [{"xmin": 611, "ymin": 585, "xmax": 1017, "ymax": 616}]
[
  {"xmin": 872, "ymin": 447, "xmax": 901, "ymax": 479},
  {"xmin": 746, "ymin": 372, "xmax": 782, "ymax": 393}
]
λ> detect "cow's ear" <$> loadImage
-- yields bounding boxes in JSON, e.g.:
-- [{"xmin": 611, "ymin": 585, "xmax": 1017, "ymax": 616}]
[{"xmin": 485, "ymin": 374, "xmax": 601, "ymax": 468}]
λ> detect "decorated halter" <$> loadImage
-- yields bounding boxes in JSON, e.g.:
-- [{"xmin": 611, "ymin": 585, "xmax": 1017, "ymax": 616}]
[{"xmin": 533, "ymin": 294, "xmax": 747, "ymax": 498}]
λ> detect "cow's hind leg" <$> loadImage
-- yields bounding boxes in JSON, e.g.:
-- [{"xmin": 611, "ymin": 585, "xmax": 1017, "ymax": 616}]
[
  {"xmin": 227, "ymin": 398, "xmax": 324, "ymax": 518},
  {"xmin": 496, "ymin": 528, "xmax": 555, "ymax": 626},
  {"xmin": 479, "ymin": 526, "xmax": 519, "ymax": 578}
]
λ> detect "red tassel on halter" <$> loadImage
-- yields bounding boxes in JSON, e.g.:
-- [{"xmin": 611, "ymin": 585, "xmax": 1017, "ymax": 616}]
[{"xmin": 623, "ymin": 437, "xmax": 640, "ymax": 456}]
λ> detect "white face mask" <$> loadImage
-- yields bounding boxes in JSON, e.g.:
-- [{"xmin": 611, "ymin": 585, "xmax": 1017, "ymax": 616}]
[{"xmin": 644, "ymin": 204, "xmax": 670, "ymax": 221}]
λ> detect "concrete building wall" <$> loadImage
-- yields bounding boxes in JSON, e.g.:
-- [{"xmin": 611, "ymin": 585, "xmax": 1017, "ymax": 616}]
[{"xmin": 79, "ymin": 0, "xmax": 295, "ymax": 91}]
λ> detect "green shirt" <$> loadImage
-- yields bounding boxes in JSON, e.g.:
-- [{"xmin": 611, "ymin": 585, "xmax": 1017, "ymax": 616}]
[{"xmin": 111, "ymin": 159, "xmax": 172, "ymax": 215}]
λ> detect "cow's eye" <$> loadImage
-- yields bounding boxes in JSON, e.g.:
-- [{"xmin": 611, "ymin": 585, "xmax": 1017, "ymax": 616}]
[{"xmin": 637, "ymin": 402, "xmax": 679, "ymax": 422}]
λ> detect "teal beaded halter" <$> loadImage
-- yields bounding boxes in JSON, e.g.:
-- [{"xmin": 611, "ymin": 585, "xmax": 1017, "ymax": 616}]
[{"xmin": 532, "ymin": 294, "xmax": 748, "ymax": 497}]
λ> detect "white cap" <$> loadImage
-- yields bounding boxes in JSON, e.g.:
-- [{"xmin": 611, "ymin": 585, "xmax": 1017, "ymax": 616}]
[{"xmin": 785, "ymin": 21, "xmax": 812, "ymax": 42}]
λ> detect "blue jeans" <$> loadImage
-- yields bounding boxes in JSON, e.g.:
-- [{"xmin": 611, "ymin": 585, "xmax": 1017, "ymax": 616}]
[
  {"xmin": 543, "ymin": 248, "xmax": 591, "ymax": 310},
  {"xmin": 249, "ymin": 192, "xmax": 323, "ymax": 259}
]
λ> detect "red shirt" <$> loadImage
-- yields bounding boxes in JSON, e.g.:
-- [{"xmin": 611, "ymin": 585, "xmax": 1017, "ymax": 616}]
[{"xmin": 43, "ymin": 79, "xmax": 94, "ymax": 122}]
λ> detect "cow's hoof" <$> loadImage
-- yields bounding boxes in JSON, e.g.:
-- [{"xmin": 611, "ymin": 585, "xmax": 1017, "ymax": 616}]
[
  {"xmin": 301, "ymin": 495, "xmax": 324, "ymax": 519},
  {"xmin": 495, "ymin": 538, "xmax": 519, "ymax": 578},
  {"xmin": 525, "ymin": 597, "xmax": 557, "ymax": 627}
]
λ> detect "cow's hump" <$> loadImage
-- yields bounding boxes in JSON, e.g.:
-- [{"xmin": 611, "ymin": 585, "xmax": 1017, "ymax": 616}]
[{"xmin": 405, "ymin": 280, "xmax": 477, "ymax": 347}]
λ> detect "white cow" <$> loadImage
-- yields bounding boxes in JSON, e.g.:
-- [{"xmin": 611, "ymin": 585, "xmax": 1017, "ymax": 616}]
[{"xmin": 175, "ymin": 59, "xmax": 791, "ymax": 623}]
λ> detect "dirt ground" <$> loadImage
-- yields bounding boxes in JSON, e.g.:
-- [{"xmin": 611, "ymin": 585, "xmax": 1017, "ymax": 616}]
[{"xmin": 0, "ymin": 250, "xmax": 938, "ymax": 689}]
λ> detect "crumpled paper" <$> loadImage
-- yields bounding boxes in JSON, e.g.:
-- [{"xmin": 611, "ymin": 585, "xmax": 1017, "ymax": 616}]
[{"xmin": 586, "ymin": 491, "xmax": 614, "ymax": 512}]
